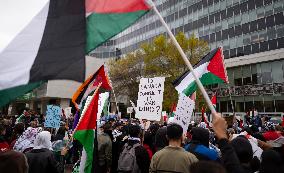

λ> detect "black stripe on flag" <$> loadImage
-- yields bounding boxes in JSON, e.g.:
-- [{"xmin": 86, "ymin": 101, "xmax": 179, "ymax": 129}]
[
  {"xmin": 30, "ymin": 0, "xmax": 86, "ymax": 83},
  {"xmin": 172, "ymin": 48, "xmax": 219, "ymax": 87}
]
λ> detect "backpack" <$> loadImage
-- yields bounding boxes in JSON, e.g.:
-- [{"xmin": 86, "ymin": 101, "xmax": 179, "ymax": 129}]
[{"xmin": 117, "ymin": 143, "xmax": 141, "ymax": 173}]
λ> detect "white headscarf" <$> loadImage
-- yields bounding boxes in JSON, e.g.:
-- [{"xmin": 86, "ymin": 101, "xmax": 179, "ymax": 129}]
[
  {"xmin": 33, "ymin": 131, "xmax": 52, "ymax": 150},
  {"xmin": 13, "ymin": 127, "xmax": 42, "ymax": 152}
]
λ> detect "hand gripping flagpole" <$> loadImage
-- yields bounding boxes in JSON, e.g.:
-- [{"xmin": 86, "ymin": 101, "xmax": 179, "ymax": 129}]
[{"xmin": 147, "ymin": 0, "xmax": 217, "ymax": 116}]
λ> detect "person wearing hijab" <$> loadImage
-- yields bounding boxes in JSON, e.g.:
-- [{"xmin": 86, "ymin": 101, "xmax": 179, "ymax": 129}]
[
  {"xmin": 25, "ymin": 131, "xmax": 68, "ymax": 173},
  {"xmin": 184, "ymin": 127, "xmax": 219, "ymax": 161},
  {"xmin": 13, "ymin": 127, "xmax": 42, "ymax": 153}
]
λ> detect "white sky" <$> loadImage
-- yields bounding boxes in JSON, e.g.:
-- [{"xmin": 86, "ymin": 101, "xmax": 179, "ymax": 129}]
[{"xmin": 0, "ymin": 0, "xmax": 49, "ymax": 53}]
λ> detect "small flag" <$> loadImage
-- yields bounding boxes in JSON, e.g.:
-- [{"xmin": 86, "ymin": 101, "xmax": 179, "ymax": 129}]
[
  {"xmin": 170, "ymin": 103, "xmax": 177, "ymax": 117},
  {"xmin": 211, "ymin": 93, "xmax": 217, "ymax": 109},
  {"xmin": 72, "ymin": 65, "xmax": 112, "ymax": 109},
  {"xmin": 173, "ymin": 47, "xmax": 228, "ymax": 96},
  {"xmin": 73, "ymin": 84, "xmax": 100, "ymax": 173}
]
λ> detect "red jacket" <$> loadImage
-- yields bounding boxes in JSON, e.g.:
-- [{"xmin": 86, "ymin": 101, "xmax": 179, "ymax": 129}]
[
  {"xmin": 143, "ymin": 144, "xmax": 153, "ymax": 160},
  {"xmin": 263, "ymin": 131, "xmax": 281, "ymax": 141},
  {"xmin": 0, "ymin": 141, "xmax": 9, "ymax": 152}
]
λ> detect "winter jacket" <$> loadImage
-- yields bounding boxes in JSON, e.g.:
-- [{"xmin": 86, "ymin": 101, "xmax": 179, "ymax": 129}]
[
  {"xmin": 218, "ymin": 138, "xmax": 247, "ymax": 173},
  {"xmin": 143, "ymin": 144, "xmax": 153, "ymax": 160},
  {"xmin": 126, "ymin": 139, "xmax": 151, "ymax": 173},
  {"xmin": 0, "ymin": 150, "xmax": 28, "ymax": 173},
  {"xmin": 184, "ymin": 142, "xmax": 219, "ymax": 161},
  {"xmin": 98, "ymin": 132, "xmax": 112, "ymax": 169},
  {"xmin": 25, "ymin": 148, "xmax": 64, "ymax": 173},
  {"xmin": 263, "ymin": 131, "xmax": 281, "ymax": 141},
  {"xmin": 150, "ymin": 146, "xmax": 198, "ymax": 173}
]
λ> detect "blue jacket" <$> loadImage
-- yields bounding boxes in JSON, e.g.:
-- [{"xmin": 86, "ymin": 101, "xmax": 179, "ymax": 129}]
[{"xmin": 184, "ymin": 143, "xmax": 219, "ymax": 161}]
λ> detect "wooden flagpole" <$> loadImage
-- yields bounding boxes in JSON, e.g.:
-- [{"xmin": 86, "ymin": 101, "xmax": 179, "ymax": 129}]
[{"xmin": 147, "ymin": 0, "xmax": 217, "ymax": 115}]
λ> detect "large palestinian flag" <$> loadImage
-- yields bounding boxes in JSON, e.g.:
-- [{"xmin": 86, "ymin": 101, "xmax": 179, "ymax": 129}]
[
  {"xmin": 0, "ymin": 0, "xmax": 150, "ymax": 107},
  {"xmin": 73, "ymin": 85, "xmax": 100, "ymax": 173},
  {"xmin": 173, "ymin": 47, "xmax": 228, "ymax": 96}
]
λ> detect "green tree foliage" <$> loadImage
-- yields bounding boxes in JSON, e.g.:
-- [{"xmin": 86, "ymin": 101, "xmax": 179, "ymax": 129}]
[{"xmin": 108, "ymin": 32, "xmax": 209, "ymax": 111}]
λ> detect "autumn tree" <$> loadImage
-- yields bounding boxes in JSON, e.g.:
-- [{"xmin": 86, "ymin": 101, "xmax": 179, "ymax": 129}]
[{"xmin": 108, "ymin": 32, "xmax": 209, "ymax": 112}]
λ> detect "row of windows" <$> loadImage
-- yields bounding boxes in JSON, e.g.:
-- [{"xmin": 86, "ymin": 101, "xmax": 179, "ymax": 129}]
[
  {"xmin": 193, "ymin": 12, "xmax": 284, "ymax": 42},
  {"xmin": 116, "ymin": 0, "xmax": 282, "ymax": 45},
  {"xmin": 223, "ymin": 37, "xmax": 284, "ymax": 58},
  {"xmin": 219, "ymin": 99, "xmax": 284, "ymax": 112}
]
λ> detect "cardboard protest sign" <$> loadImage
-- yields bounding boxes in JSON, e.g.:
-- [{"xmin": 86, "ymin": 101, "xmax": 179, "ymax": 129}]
[
  {"xmin": 97, "ymin": 92, "xmax": 109, "ymax": 119},
  {"xmin": 127, "ymin": 107, "xmax": 134, "ymax": 114},
  {"xmin": 136, "ymin": 77, "xmax": 165, "ymax": 121},
  {"xmin": 44, "ymin": 105, "xmax": 62, "ymax": 128},
  {"xmin": 173, "ymin": 93, "xmax": 195, "ymax": 134},
  {"xmin": 64, "ymin": 107, "xmax": 72, "ymax": 118}
]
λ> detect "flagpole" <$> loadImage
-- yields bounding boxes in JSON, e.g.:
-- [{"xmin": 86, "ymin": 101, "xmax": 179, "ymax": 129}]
[
  {"xmin": 147, "ymin": 0, "xmax": 217, "ymax": 115},
  {"xmin": 227, "ymin": 85, "xmax": 235, "ymax": 113},
  {"xmin": 103, "ymin": 63, "xmax": 120, "ymax": 114}
]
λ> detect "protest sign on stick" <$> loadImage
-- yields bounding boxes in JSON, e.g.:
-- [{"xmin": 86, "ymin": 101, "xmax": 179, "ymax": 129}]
[
  {"xmin": 44, "ymin": 105, "xmax": 62, "ymax": 129},
  {"xmin": 64, "ymin": 107, "xmax": 72, "ymax": 118},
  {"xmin": 136, "ymin": 77, "xmax": 165, "ymax": 121},
  {"xmin": 173, "ymin": 93, "xmax": 195, "ymax": 134},
  {"xmin": 97, "ymin": 92, "xmax": 109, "ymax": 119}
]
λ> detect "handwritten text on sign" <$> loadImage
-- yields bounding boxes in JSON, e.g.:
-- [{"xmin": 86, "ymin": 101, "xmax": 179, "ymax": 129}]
[
  {"xmin": 173, "ymin": 93, "xmax": 195, "ymax": 134},
  {"xmin": 136, "ymin": 77, "xmax": 165, "ymax": 121},
  {"xmin": 44, "ymin": 105, "xmax": 61, "ymax": 128}
]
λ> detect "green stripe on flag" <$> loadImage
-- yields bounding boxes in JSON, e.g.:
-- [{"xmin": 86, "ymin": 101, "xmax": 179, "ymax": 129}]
[
  {"xmin": 183, "ymin": 73, "xmax": 224, "ymax": 96},
  {"xmin": 73, "ymin": 129, "xmax": 95, "ymax": 173},
  {"xmin": 86, "ymin": 11, "xmax": 148, "ymax": 53},
  {"xmin": 0, "ymin": 81, "xmax": 44, "ymax": 108}
]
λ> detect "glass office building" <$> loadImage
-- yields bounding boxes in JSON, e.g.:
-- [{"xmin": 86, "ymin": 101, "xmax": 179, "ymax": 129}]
[{"xmin": 92, "ymin": 0, "xmax": 284, "ymax": 112}]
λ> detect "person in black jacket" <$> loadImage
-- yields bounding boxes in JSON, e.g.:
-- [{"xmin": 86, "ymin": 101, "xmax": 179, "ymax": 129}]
[
  {"xmin": 212, "ymin": 114, "xmax": 247, "ymax": 173},
  {"xmin": 118, "ymin": 124, "xmax": 150, "ymax": 173},
  {"xmin": 25, "ymin": 131, "xmax": 68, "ymax": 173}
]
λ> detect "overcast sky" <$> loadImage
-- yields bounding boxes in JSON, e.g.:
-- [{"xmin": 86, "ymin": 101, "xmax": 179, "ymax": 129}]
[{"xmin": 0, "ymin": 0, "xmax": 48, "ymax": 53}]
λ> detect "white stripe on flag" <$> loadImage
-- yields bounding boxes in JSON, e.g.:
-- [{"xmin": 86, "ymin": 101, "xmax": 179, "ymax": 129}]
[
  {"xmin": 175, "ymin": 62, "xmax": 209, "ymax": 94},
  {"xmin": 79, "ymin": 148, "xmax": 87, "ymax": 173},
  {"xmin": 0, "ymin": 0, "xmax": 49, "ymax": 90}
]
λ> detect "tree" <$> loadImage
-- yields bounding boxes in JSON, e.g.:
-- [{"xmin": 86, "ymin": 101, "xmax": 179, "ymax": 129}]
[{"xmin": 108, "ymin": 32, "xmax": 209, "ymax": 112}]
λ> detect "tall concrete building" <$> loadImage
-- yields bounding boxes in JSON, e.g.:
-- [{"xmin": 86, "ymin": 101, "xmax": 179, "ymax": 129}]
[{"xmin": 92, "ymin": 0, "xmax": 284, "ymax": 112}]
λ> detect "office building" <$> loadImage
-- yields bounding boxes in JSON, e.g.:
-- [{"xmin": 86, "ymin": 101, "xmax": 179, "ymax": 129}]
[{"xmin": 91, "ymin": 0, "xmax": 284, "ymax": 112}]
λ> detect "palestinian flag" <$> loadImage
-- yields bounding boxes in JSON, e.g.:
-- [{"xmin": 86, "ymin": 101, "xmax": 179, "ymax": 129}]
[
  {"xmin": 85, "ymin": 0, "xmax": 151, "ymax": 53},
  {"xmin": 0, "ymin": 0, "xmax": 85, "ymax": 107},
  {"xmin": 73, "ymin": 85, "xmax": 100, "ymax": 173},
  {"xmin": 173, "ymin": 47, "xmax": 228, "ymax": 96},
  {"xmin": 72, "ymin": 65, "xmax": 112, "ymax": 109},
  {"xmin": 169, "ymin": 103, "xmax": 177, "ymax": 117},
  {"xmin": 0, "ymin": 0, "xmax": 150, "ymax": 108},
  {"xmin": 211, "ymin": 93, "xmax": 217, "ymax": 109}
]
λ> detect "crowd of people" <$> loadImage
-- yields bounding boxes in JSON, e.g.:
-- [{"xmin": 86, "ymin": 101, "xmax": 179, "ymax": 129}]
[{"xmin": 0, "ymin": 109, "xmax": 283, "ymax": 173}]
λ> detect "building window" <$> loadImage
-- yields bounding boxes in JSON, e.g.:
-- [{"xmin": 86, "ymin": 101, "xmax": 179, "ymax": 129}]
[
  {"xmin": 271, "ymin": 61, "xmax": 284, "ymax": 83},
  {"xmin": 261, "ymin": 62, "xmax": 272, "ymax": 84},
  {"xmin": 267, "ymin": 27, "xmax": 276, "ymax": 40},
  {"xmin": 276, "ymin": 25, "xmax": 284, "ymax": 38},
  {"xmin": 275, "ymin": 100, "xmax": 284, "ymax": 112},
  {"xmin": 269, "ymin": 39, "xmax": 278, "ymax": 50},
  {"xmin": 243, "ymin": 34, "xmax": 251, "ymax": 45}
]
